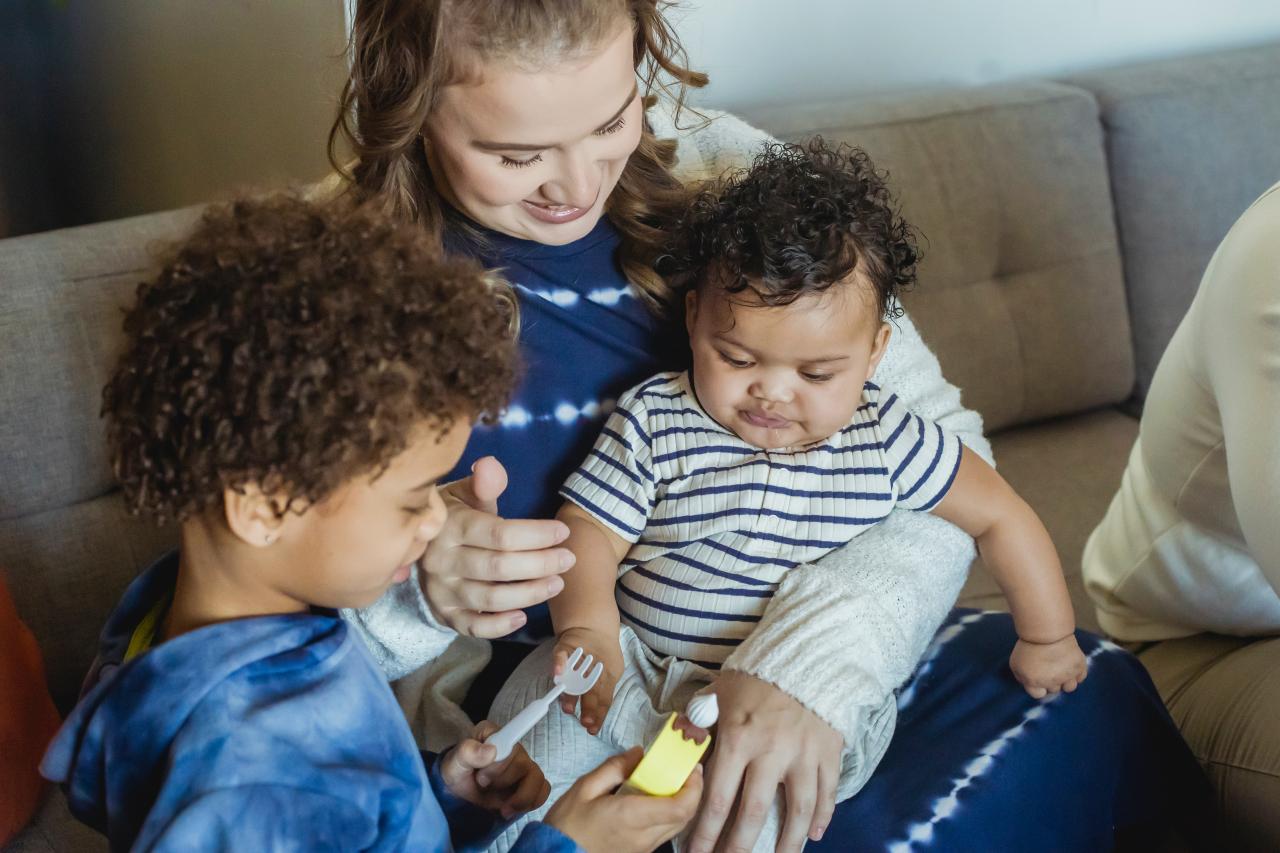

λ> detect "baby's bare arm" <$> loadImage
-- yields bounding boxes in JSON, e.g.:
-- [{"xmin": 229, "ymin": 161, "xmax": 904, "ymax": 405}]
[
  {"xmin": 931, "ymin": 446, "xmax": 1075, "ymax": 644},
  {"xmin": 551, "ymin": 503, "xmax": 630, "ymax": 639}
]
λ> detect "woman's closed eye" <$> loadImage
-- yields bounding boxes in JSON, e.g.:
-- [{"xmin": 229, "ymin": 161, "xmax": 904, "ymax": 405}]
[
  {"xmin": 500, "ymin": 153, "xmax": 543, "ymax": 169},
  {"xmin": 596, "ymin": 116, "xmax": 626, "ymax": 136}
]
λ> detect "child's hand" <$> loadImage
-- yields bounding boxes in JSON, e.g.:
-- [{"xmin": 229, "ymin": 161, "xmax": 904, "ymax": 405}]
[
  {"xmin": 440, "ymin": 721, "xmax": 551, "ymax": 819},
  {"xmin": 1010, "ymin": 635, "xmax": 1089, "ymax": 699},
  {"xmin": 553, "ymin": 627, "xmax": 623, "ymax": 736},
  {"xmin": 545, "ymin": 747, "xmax": 702, "ymax": 853}
]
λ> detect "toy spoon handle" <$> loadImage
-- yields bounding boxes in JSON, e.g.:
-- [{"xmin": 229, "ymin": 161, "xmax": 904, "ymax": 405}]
[{"xmin": 488, "ymin": 683, "xmax": 566, "ymax": 761}]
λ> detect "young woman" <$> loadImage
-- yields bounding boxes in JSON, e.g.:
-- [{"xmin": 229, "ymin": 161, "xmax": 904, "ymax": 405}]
[{"xmin": 332, "ymin": 1, "xmax": 1207, "ymax": 849}]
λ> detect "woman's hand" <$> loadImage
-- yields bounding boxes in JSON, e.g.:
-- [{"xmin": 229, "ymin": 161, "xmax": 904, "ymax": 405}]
[
  {"xmin": 422, "ymin": 456, "xmax": 576, "ymax": 638},
  {"xmin": 440, "ymin": 722, "xmax": 551, "ymax": 819},
  {"xmin": 688, "ymin": 671, "xmax": 843, "ymax": 853},
  {"xmin": 544, "ymin": 748, "xmax": 702, "ymax": 853}
]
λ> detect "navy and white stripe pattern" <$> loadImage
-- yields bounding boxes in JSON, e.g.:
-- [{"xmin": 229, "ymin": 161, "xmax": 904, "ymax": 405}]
[{"xmin": 561, "ymin": 371, "xmax": 963, "ymax": 667}]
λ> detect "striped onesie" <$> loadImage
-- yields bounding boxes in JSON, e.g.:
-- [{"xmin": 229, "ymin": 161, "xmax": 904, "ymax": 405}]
[{"xmin": 561, "ymin": 370, "xmax": 964, "ymax": 670}]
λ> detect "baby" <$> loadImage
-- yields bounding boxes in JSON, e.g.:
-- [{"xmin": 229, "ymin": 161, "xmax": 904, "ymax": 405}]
[{"xmin": 551, "ymin": 138, "xmax": 1088, "ymax": 740}]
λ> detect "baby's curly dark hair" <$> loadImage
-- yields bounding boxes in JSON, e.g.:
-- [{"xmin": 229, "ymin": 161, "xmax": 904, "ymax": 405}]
[
  {"xmin": 104, "ymin": 194, "xmax": 519, "ymax": 525},
  {"xmin": 662, "ymin": 137, "xmax": 920, "ymax": 320}
]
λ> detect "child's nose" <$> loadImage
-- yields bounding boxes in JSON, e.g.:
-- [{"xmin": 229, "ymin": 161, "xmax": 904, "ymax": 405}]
[{"xmin": 750, "ymin": 375, "xmax": 795, "ymax": 403}]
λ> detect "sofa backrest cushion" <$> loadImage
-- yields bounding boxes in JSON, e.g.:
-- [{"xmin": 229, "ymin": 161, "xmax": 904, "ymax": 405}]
[
  {"xmin": 1067, "ymin": 43, "xmax": 1280, "ymax": 401},
  {"xmin": 0, "ymin": 209, "xmax": 196, "ymax": 709},
  {"xmin": 741, "ymin": 82, "xmax": 1134, "ymax": 434}
]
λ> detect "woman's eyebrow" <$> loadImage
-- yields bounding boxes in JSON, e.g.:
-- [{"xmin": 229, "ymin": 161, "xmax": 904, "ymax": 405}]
[{"xmin": 470, "ymin": 85, "xmax": 639, "ymax": 152}]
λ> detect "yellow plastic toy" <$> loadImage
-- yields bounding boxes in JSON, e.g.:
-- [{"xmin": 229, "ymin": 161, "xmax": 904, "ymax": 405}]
[{"xmin": 623, "ymin": 693, "xmax": 719, "ymax": 797}]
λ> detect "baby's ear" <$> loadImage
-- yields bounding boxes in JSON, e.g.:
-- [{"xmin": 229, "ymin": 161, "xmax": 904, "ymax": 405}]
[
  {"xmin": 223, "ymin": 483, "xmax": 290, "ymax": 548},
  {"xmin": 866, "ymin": 322, "xmax": 892, "ymax": 380},
  {"xmin": 684, "ymin": 288, "xmax": 699, "ymax": 338}
]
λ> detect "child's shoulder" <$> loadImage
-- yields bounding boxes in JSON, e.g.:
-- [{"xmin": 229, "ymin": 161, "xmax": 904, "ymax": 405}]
[{"xmin": 614, "ymin": 370, "xmax": 691, "ymax": 416}]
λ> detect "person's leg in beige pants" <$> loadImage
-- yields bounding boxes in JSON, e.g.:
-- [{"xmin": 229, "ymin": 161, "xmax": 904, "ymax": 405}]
[{"xmin": 1138, "ymin": 635, "xmax": 1280, "ymax": 852}]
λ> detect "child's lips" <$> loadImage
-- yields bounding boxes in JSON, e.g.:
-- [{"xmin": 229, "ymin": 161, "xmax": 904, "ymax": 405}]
[{"xmin": 741, "ymin": 409, "xmax": 792, "ymax": 430}]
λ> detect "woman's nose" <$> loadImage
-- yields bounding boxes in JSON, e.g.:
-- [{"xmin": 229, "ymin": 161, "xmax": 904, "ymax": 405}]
[{"xmin": 542, "ymin": 148, "xmax": 597, "ymax": 209}]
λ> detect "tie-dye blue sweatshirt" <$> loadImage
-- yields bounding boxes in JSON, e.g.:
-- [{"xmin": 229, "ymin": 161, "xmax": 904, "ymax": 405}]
[{"xmin": 41, "ymin": 551, "xmax": 579, "ymax": 852}]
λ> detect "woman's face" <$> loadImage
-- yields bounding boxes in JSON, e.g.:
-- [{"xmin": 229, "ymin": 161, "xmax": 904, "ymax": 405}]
[{"xmin": 424, "ymin": 23, "xmax": 644, "ymax": 245}]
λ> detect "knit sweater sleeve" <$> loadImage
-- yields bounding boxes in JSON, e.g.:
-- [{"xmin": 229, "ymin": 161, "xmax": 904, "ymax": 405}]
[{"xmin": 650, "ymin": 100, "xmax": 994, "ymax": 760}]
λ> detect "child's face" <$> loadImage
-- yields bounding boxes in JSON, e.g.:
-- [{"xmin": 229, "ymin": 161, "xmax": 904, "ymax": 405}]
[
  {"xmin": 261, "ymin": 417, "xmax": 473, "ymax": 610},
  {"xmin": 686, "ymin": 278, "xmax": 891, "ymax": 450}
]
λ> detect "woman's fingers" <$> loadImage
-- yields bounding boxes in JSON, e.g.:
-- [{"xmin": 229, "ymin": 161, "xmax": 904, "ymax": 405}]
[
  {"xmin": 439, "ymin": 456, "xmax": 508, "ymax": 514},
  {"xmin": 456, "ymin": 537, "xmax": 575, "ymax": 582},
  {"xmin": 809, "ymin": 751, "xmax": 838, "ymax": 841},
  {"xmin": 439, "ymin": 607, "xmax": 528, "ymax": 639},
  {"xmin": 777, "ymin": 766, "xmax": 818, "ymax": 853},
  {"xmin": 449, "ymin": 575, "xmax": 565, "ymax": 614},
  {"xmin": 720, "ymin": 762, "xmax": 784, "ymax": 853},
  {"xmin": 455, "ymin": 511, "xmax": 570, "ymax": 555},
  {"xmin": 688, "ymin": 738, "xmax": 748, "ymax": 853}
]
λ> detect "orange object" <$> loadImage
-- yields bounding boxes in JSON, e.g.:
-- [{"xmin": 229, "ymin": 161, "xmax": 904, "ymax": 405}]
[{"xmin": 0, "ymin": 573, "xmax": 61, "ymax": 844}]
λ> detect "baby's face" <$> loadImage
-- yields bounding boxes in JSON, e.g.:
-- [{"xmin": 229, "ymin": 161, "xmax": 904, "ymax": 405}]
[{"xmin": 686, "ymin": 278, "xmax": 890, "ymax": 450}]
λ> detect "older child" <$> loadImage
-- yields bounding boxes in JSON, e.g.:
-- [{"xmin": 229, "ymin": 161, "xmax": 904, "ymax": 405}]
[{"xmin": 40, "ymin": 196, "xmax": 700, "ymax": 852}]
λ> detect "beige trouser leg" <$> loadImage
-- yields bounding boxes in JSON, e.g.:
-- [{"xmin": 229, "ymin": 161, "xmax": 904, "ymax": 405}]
[{"xmin": 1138, "ymin": 634, "xmax": 1280, "ymax": 852}]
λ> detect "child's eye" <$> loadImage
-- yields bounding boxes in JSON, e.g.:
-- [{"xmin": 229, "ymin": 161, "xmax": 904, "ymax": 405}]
[
  {"xmin": 801, "ymin": 372, "xmax": 833, "ymax": 383},
  {"xmin": 595, "ymin": 116, "xmax": 627, "ymax": 136},
  {"xmin": 402, "ymin": 501, "xmax": 433, "ymax": 517},
  {"xmin": 718, "ymin": 352, "xmax": 753, "ymax": 369},
  {"xmin": 500, "ymin": 153, "xmax": 543, "ymax": 169}
]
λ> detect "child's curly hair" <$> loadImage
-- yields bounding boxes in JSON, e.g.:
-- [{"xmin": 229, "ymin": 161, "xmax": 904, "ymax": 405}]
[
  {"xmin": 662, "ymin": 137, "xmax": 920, "ymax": 320},
  {"xmin": 104, "ymin": 194, "xmax": 519, "ymax": 525}
]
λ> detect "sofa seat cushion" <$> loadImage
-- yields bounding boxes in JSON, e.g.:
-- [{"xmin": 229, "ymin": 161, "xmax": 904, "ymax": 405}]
[{"xmin": 956, "ymin": 407, "xmax": 1139, "ymax": 634}]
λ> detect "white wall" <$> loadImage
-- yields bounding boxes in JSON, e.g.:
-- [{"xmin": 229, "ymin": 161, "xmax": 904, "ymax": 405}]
[{"xmin": 673, "ymin": 0, "xmax": 1280, "ymax": 110}]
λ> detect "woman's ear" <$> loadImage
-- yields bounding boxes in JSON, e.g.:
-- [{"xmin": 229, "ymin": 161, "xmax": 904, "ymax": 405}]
[
  {"xmin": 866, "ymin": 322, "xmax": 893, "ymax": 381},
  {"xmin": 685, "ymin": 288, "xmax": 699, "ymax": 338},
  {"xmin": 223, "ymin": 484, "xmax": 289, "ymax": 548}
]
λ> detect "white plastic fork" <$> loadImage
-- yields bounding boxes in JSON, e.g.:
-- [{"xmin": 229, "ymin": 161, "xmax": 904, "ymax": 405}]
[{"xmin": 487, "ymin": 647, "xmax": 604, "ymax": 761}]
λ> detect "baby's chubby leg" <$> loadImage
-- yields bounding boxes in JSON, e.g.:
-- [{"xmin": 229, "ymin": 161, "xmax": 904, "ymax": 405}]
[
  {"xmin": 485, "ymin": 628, "xmax": 695, "ymax": 851},
  {"xmin": 486, "ymin": 639, "xmax": 618, "ymax": 852}
]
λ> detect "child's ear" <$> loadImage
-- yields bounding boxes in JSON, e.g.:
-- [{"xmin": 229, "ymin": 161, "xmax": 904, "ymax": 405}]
[
  {"xmin": 223, "ymin": 484, "xmax": 289, "ymax": 548},
  {"xmin": 684, "ymin": 289, "xmax": 699, "ymax": 338},
  {"xmin": 866, "ymin": 322, "xmax": 892, "ymax": 381}
]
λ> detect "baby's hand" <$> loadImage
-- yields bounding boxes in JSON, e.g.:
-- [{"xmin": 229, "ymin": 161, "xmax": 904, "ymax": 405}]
[
  {"xmin": 1010, "ymin": 635, "xmax": 1089, "ymax": 699},
  {"xmin": 553, "ymin": 627, "xmax": 623, "ymax": 736},
  {"xmin": 440, "ymin": 721, "xmax": 551, "ymax": 819}
]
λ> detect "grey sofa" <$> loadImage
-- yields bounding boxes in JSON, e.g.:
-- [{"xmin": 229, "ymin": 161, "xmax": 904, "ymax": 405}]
[{"xmin": 4, "ymin": 43, "xmax": 1279, "ymax": 851}]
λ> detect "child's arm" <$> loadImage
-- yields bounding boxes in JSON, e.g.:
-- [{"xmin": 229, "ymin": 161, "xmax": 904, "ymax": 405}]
[
  {"xmin": 550, "ymin": 501, "xmax": 633, "ymax": 733},
  {"xmin": 931, "ymin": 445, "xmax": 1088, "ymax": 697}
]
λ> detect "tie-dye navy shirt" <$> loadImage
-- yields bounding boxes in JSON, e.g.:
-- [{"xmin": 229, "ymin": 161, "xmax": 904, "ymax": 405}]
[
  {"xmin": 448, "ymin": 218, "xmax": 685, "ymax": 518},
  {"xmin": 41, "ymin": 552, "xmax": 578, "ymax": 853},
  {"xmin": 447, "ymin": 219, "xmax": 685, "ymax": 632}
]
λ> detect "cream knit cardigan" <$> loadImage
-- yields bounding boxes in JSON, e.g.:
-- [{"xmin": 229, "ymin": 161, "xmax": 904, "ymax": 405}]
[{"xmin": 344, "ymin": 103, "xmax": 992, "ymax": 783}]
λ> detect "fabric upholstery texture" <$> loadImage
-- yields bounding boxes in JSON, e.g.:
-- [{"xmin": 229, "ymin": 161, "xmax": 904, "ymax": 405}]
[{"xmin": 1066, "ymin": 43, "xmax": 1280, "ymax": 401}]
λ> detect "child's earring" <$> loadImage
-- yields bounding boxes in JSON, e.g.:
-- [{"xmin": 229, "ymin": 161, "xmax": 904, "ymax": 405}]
[{"xmin": 264, "ymin": 533, "xmax": 277, "ymax": 546}]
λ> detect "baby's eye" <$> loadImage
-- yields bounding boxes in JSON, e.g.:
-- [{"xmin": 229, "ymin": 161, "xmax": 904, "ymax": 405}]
[
  {"xmin": 718, "ymin": 352, "xmax": 753, "ymax": 369},
  {"xmin": 595, "ymin": 116, "xmax": 627, "ymax": 136},
  {"xmin": 801, "ymin": 372, "xmax": 833, "ymax": 383},
  {"xmin": 500, "ymin": 153, "xmax": 543, "ymax": 169}
]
